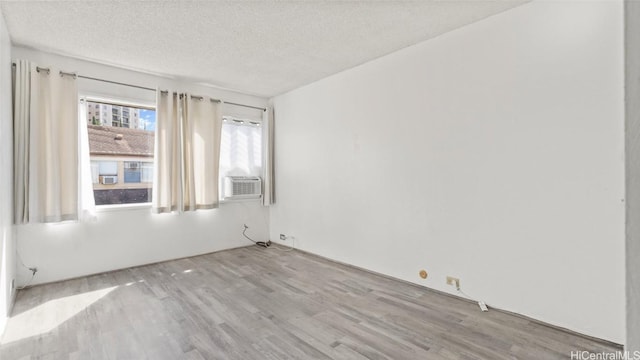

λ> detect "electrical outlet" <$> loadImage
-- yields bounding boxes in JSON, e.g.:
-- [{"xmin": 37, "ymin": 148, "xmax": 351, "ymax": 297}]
[
  {"xmin": 280, "ymin": 234, "xmax": 286, "ymax": 240},
  {"xmin": 446, "ymin": 276, "xmax": 460, "ymax": 289}
]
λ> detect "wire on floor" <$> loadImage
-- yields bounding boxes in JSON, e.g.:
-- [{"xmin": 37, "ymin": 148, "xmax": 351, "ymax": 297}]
[
  {"xmin": 16, "ymin": 250, "xmax": 38, "ymax": 290},
  {"xmin": 242, "ymin": 224, "xmax": 295, "ymax": 251},
  {"xmin": 16, "ymin": 270, "xmax": 36, "ymax": 290},
  {"xmin": 456, "ymin": 286, "xmax": 489, "ymax": 313},
  {"xmin": 243, "ymin": 224, "xmax": 271, "ymax": 247}
]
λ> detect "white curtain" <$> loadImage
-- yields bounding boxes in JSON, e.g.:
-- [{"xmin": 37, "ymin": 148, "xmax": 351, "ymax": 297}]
[
  {"xmin": 219, "ymin": 121, "xmax": 262, "ymax": 177},
  {"xmin": 153, "ymin": 91, "xmax": 180, "ymax": 213},
  {"xmin": 153, "ymin": 92, "xmax": 222, "ymax": 213},
  {"xmin": 78, "ymin": 98, "xmax": 97, "ymax": 221},
  {"xmin": 13, "ymin": 60, "xmax": 79, "ymax": 223},
  {"xmin": 262, "ymin": 104, "xmax": 275, "ymax": 205}
]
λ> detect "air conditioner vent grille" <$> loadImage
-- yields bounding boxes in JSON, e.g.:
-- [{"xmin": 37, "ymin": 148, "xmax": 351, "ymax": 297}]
[
  {"xmin": 224, "ymin": 176, "xmax": 262, "ymax": 200},
  {"xmin": 99, "ymin": 175, "xmax": 118, "ymax": 185}
]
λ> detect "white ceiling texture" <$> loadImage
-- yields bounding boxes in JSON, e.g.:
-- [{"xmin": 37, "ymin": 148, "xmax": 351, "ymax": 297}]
[{"xmin": 0, "ymin": 1, "xmax": 527, "ymax": 97}]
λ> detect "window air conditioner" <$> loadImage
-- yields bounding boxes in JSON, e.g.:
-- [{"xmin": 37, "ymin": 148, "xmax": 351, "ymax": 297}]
[
  {"xmin": 100, "ymin": 175, "xmax": 118, "ymax": 185},
  {"xmin": 223, "ymin": 176, "xmax": 262, "ymax": 200}
]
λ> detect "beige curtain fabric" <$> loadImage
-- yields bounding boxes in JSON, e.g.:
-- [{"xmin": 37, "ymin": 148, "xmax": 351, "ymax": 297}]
[
  {"xmin": 182, "ymin": 94, "xmax": 222, "ymax": 210},
  {"xmin": 13, "ymin": 60, "xmax": 79, "ymax": 224},
  {"xmin": 153, "ymin": 91, "xmax": 181, "ymax": 213},
  {"xmin": 262, "ymin": 105, "xmax": 275, "ymax": 205},
  {"xmin": 153, "ymin": 92, "xmax": 222, "ymax": 213}
]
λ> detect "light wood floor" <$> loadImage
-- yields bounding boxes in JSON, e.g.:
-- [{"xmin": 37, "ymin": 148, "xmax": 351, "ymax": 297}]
[{"xmin": 0, "ymin": 246, "xmax": 619, "ymax": 359}]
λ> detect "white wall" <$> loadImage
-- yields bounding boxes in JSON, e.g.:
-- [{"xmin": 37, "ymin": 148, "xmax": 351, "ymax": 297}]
[
  {"xmin": 13, "ymin": 47, "xmax": 270, "ymax": 286},
  {"xmin": 270, "ymin": 0, "xmax": 625, "ymax": 343},
  {"xmin": 0, "ymin": 8, "xmax": 15, "ymax": 335},
  {"xmin": 625, "ymin": 0, "xmax": 640, "ymax": 353}
]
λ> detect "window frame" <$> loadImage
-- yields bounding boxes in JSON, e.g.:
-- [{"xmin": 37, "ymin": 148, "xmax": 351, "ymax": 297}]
[
  {"xmin": 219, "ymin": 115, "xmax": 264, "ymax": 203},
  {"xmin": 81, "ymin": 95, "xmax": 265, "ymax": 210},
  {"xmin": 82, "ymin": 95, "xmax": 157, "ymax": 211}
]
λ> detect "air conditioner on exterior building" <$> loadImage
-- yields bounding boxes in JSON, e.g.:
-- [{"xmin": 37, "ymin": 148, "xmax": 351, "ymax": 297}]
[
  {"xmin": 100, "ymin": 175, "xmax": 118, "ymax": 185},
  {"xmin": 223, "ymin": 176, "xmax": 262, "ymax": 200}
]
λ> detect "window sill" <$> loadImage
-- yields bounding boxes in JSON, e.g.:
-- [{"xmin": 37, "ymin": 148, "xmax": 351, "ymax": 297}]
[
  {"xmin": 95, "ymin": 202, "xmax": 151, "ymax": 212},
  {"xmin": 220, "ymin": 197, "xmax": 262, "ymax": 204},
  {"xmin": 94, "ymin": 198, "xmax": 262, "ymax": 212}
]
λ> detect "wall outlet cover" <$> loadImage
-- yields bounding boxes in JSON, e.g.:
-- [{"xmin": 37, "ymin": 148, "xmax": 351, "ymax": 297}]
[{"xmin": 479, "ymin": 301, "xmax": 489, "ymax": 312}]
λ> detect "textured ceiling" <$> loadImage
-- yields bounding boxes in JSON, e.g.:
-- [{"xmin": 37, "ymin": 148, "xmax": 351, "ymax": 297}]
[{"xmin": 0, "ymin": 1, "xmax": 527, "ymax": 97}]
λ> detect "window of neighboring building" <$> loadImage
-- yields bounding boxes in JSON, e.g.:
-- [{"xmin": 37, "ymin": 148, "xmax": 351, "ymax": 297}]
[
  {"xmin": 86, "ymin": 99, "xmax": 156, "ymax": 206},
  {"xmin": 124, "ymin": 161, "xmax": 141, "ymax": 183},
  {"xmin": 90, "ymin": 160, "xmax": 117, "ymax": 184},
  {"xmin": 98, "ymin": 161, "xmax": 117, "ymax": 175},
  {"xmin": 219, "ymin": 117, "xmax": 263, "ymax": 200},
  {"xmin": 123, "ymin": 161, "xmax": 154, "ymax": 183},
  {"xmin": 141, "ymin": 162, "xmax": 154, "ymax": 182}
]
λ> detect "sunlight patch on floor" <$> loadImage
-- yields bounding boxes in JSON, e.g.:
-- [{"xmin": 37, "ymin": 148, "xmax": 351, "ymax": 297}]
[{"xmin": 1, "ymin": 286, "xmax": 117, "ymax": 345}]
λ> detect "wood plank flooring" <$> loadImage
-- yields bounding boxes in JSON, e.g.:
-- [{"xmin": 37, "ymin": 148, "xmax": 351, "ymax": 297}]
[{"xmin": 0, "ymin": 246, "xmax": 620, "ymax": 359}]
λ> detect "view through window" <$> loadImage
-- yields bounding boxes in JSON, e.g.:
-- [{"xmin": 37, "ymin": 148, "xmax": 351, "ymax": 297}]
[
  {"xmin": 219, "ymin": 117, "xmax": 263, "ymax": 199},
  {"xmin": 86, "ymin": 100, "xmax": 156, "ymax": 205}
]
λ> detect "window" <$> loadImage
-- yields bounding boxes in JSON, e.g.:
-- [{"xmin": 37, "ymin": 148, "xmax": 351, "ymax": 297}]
[
  {"xmin": 219, "ymin": 117, "xmax": 263, "ymax": 199},
  {"xmin": 124, "ymin": 161, "xmax": 141, "ymax": 183},
  {"xmin": 90, "ymin": 160, "xmax": 117, "ymax": 184},
  {"xmin": 98, "ymin": 161, "xmax": 117, "ymax": 175},
  {"xmin": 86, "ymin": 99, "xmax": 156, "ymax": 206},
  {"xmin": 141, "ymin": 162, "xmax": 153, "ymax": 182},
  {"xmin": 123, "ymin": 161, "xmax": 153, "ymax": 183}
]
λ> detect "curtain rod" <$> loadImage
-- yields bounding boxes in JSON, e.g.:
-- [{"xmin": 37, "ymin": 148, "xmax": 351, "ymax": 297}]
[
  {"xmin": 158, "ymin": 91, "xmax": 265, "ymax": 111},
  {"xmin": 12, "ymin": 63, "xmax": 267, "ymax": 112}
]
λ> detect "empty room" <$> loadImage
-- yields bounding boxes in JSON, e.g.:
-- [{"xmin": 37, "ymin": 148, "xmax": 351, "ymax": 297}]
[{"xmin": 0, "ymin": 0, "xmax": 638, "ymax": 359}]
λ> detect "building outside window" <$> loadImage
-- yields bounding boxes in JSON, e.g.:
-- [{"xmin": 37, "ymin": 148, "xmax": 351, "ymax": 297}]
[
  {"xmin": 86, "ymin": 99, "xmax": 156, "ymax": 205},
  {"xmin": 86, "ymin": 101, "xmax": 142, "ymax": 129}
]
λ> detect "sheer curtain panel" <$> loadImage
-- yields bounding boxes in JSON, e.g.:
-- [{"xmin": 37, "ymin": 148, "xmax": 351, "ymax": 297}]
[
  {"xmin": 153, "ymin": 92, "xmax": 222, "ymax": 213},
  {"xmin": 13, "ymin": 60, "xmax": 79, "ymax": 223},
  {"xmin": 78, "ymin": 98, "xmax": 97, "ymax": 221}
]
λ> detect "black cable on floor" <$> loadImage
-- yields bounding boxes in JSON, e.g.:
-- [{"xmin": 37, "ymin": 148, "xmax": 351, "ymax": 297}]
[{"xmin": 243, "ymin": 225, "xmax": 271, "ymax": 248}]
